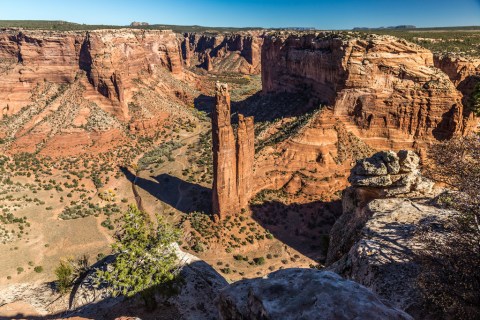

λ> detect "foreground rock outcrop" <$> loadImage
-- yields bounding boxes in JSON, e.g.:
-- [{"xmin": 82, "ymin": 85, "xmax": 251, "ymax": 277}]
[
  {"xmin": 212, "ymin": 83, "xmax": 254, "ymax": 219},
  {"xmin": 216, "ymin": 268, "xmax": 412, "ymax": 319},
  {"xmin": 327, "ymin": 150, "xmax": 457, "ymax": 318}
]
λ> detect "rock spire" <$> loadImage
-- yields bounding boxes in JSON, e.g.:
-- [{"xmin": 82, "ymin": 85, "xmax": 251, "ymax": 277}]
[{"xmin": 212, "ymin": 82, "xmax": 254, "ymax": 219}]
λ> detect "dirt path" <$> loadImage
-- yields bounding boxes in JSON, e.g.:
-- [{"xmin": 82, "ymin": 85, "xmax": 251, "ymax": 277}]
[{"xmin": 133, "ymin": 122, "xmax": 210, "ymax": 216}]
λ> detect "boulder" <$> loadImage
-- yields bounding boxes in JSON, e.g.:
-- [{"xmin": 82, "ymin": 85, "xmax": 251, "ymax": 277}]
[
  {"xmin": 216, "ymin": 268, "xmax": 412, "ymax": 320},
  {"xmin": 169, "ymin": 246, "xmax": 229, "ymax": 320},
  {"xmin": 398, "ymin": 150, "xmax": 420, "ymax": 173},
  {"xmin": 348, "ymin": 150, "xmax": 433, "ymax": 195}
]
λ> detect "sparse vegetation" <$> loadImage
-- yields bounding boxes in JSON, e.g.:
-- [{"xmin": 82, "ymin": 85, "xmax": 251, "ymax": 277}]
[
  {"xmin": 418, "ymin": 135, "xmax": 480, "ymax": 319},
  {"xmin": 94, "ymin": 205, "xmax": 180, "ymax": 310}
]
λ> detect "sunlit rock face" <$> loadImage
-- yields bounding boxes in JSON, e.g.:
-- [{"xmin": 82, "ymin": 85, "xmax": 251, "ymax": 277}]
[{"xmin": 262, "ymin": 33, "xmax": 466, "ymax": 145}]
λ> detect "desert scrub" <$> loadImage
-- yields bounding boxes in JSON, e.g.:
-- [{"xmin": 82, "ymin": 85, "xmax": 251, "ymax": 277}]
[
  {"xmin": 59, "ymin": 201, "xmax": 120, "ymax": 220},
  {"xmin": 34, "ymin": 266, "xmax": 43, "ymax": 273},
  {"xmin": 138, "ymin": 141, "xmax": 184, "ymax": 170}
]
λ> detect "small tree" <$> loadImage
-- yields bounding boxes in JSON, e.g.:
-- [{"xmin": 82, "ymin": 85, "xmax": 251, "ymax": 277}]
[
  {"xmin": 55, "ymin": 260, "xmax": 74, "ymax": 294},
  {"xmin": 95, "ymin": 205, "xmax": 180, "ymax": 310},
  {"xmin": 419, "ymin": 134, "xmax": 480, "ymax": 318},
  {"xmin": 470, "ymin": 82, "xmax": 480, "ymax": 116},
  {"xmin": 426, "ymin": 134, "xmax": 480, "ymax": 231}
]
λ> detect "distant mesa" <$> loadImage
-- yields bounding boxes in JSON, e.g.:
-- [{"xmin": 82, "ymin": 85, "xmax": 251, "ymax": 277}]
[
  {"xmin": 353, "ymin": 25, "xmax": 416, "ymax": 30},
  {"xmin": 130, "ymin": 21, "xmax": 150, "ymax": 27}
]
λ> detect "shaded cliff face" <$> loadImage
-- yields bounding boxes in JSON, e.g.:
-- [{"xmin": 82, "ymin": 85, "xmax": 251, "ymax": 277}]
[
  {"xmin": 434, "ymin": 54, "xmax": 479, "ymax": 131},
  {"xmin": 262, "ymin": 34, "xmax": 465, "ymax": 142},
  {"xmin": 433, "ymin": 54, "xmax": 480, "ymax": 87},
  {"xmin": 182, "ymin": 32, "xmax": 263, "ymax": 74}
]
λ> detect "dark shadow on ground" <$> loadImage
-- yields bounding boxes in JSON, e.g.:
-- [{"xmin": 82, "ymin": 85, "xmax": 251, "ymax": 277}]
[
  {"xmin": 250, "ymin": 199, "xmax": 342, "ymax": 263},
  {"xmin": 193, "ymin": 91, "xmax": 318, "ymax": 123},
  {"xmin": 193, "ymin": 94, "xmax": 215, "ymax": 117},
  {"xmin": 120, "ymin": 167, "xmax": 211, "ymax": 215}
]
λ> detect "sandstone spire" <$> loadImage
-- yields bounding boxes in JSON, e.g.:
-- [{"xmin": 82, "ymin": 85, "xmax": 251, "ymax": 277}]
[
  {"xmin": 212, "ymin": 82, "xmax": 255, "ymax": 219},
  {"xmin": 236, "ymin": 114, "xmax": 255, "ymax": 209},
  {"xmin": 212, "ymin": 82, "xmax": 239, "ymax": 219}
]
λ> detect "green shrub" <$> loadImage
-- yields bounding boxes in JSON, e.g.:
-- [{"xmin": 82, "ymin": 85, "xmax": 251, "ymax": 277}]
[
  {"xmin": 54, "ymin": 260, "xmax": 74, "ymax": 293},
  {"xmin": 253, "ymin": 257, "xmax": 266, "ymax": 265}
]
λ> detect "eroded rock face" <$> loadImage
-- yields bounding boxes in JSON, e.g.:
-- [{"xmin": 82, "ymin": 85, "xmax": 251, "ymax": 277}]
[
  {"xmin": 80, "ymin": 29, "xmax": 183, "ymax": 120},
  {"xmin": 328, "ymin": 150, "xmax": 433, "ymax": 264},
  {"xmin": 182, "ymin": 32, "xmax": 263, "ymax": 74},
  {"xmin": 212, "ymin": 83, "xmax": 255, "ymax": 219},
  {"xmin": 216, "ymin": 268, "xmax": 413, "ymax": 320},
  {"xmin": 434, "ymin": 53, "xmax": 480, "ymax": 131},
  {"xmin": 262, "ymin": 33, "xmax": 466, "ymax": 143},
  {"xmin": 212, "ymin": 82, "xmax": 239, "ymax": 218},
  {"xmin": 434, "ymin": 54, "xmax": 480, "ymax": 87},
  {"xmin": 0, "ymin": 29, "xmax": 184, "ymax": 120},
  {"xmin": 236, "ymin": 114, "xmax": 255, "ymax": 209},
  {"xmin": 327, "ymin": 150, "xmax": 456, "ymax": 318}
]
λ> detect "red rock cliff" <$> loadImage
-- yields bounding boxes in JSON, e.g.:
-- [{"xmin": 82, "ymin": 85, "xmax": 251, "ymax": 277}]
[
  {"xmin": 262, "ymin": 33, "xmax": 465, "ymax": 143},
  {"xmin": 253, "ymin": 33, "xmax": 470, "ymax": 198},
  {"xmin": 434, "ymin": 54, "xmax": 479, "ymax": 131},
  {"xmin": 0, "ymin": 29, "xmax": 184, "ymax": 120}
]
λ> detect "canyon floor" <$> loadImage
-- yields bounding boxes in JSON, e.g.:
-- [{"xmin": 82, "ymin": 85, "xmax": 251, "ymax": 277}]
[{"xmin": 0, "ymin": 71, "xmax": 341, "ymax": 317}]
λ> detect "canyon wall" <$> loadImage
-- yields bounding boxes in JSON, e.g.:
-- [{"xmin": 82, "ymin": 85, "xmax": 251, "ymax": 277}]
[
  {"xmin": 0, "ymin": 29, "xmax": 263, "ymax": 122},
  {"xmin": 253, "ymin": 33, "xmax": 470, "ymax": 197},
  {"xmin": 0, "ymin": 29, "xmax": 184, "ymax": 120},
  {"xmin": 212, "ymin": 83, "xmax": 254, "ymax": 219},
  {"xmin": 434, "ymin": 54, "xmax": 479, "ymax": 131},
  {"xmin": 182, "ymin": 32, "xmax": 263, "ymax": 74},
  {"xmin": 433, "ymin": 54, "xmax": 480, "ymax": 87},
  {"xmin": 262, "ymin": 34, "xmax": 466, "ymax": 144}
]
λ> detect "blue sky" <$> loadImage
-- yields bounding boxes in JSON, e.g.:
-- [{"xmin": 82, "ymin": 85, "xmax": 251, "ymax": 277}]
[{"xmin": 0, "ymin": 0, "xmax": 479, "ymax": 29}]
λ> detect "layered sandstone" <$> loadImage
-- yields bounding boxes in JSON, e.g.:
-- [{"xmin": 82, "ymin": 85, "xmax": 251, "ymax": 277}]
[
  {"xmin": 250, "ymin": 33, "xmax": 470, "ymax": 197},
  {"xmin": 262, "ymin": 33, "xmax": 465, "ymax": 144},
  {"xmin": 80, "ymin": 29, "xmax": 184, "ymax": 120},
  {"xmin": 212, "ymin": 83, "xmax": 254, "ymax": 219},
  {"xmin": 212, "ymin": 82, "xmax": 239, "ymax": 218},
  {"xmin": 0, "ymin": 28, "xmax": 185, "ymax": 121},
  {"xmin": 181, "ymin": 32, "xmax": 263, "ymax": 74},
  {"xmin": 433, "ymin": 53, "xmax": 480, "ymax": 87},
  {"xmin": 434, "ymin": 54, "xmax": 480, "ymax": 131}
]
